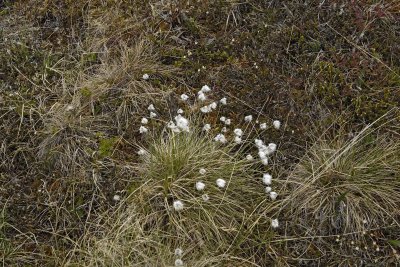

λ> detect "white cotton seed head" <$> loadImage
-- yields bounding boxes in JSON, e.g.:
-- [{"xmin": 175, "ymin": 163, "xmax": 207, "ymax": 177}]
[
  {"xmin": 271, "ymin": 218, "xmax": 279, "ymax": 228},
  {"xmin": 174, "ymin": 248, "xmax": 183, "ymax": 257},
  {"xmin": 258, "ymin": 150, "xmax": 267, "ymax": 159},
  {"xmin": 244, "ymin": 115, "xmax": 253, "ymax": 122},
  {"xmin": 66, "ymin": 104, "xmax": 74, "ymax": 111},
  {"xmin": 224, "ymin": 118, "xmax": 231, "ymax": 125},
  {"xmin": 198, "ymin": 91, "xmax": 207, "ymax": 101},
  {"xmin": 199, "ymin": 168, "xmax": 206, "ymax": 175},
  {"xmin": 220, "ymin": 135, "xmax": 227, "ymax": 143},
  {"xmin": 270, "ymin": 191, "xmax": 278, "ymax": 200},
  {"xmin": 175, "ymin": 259, "xmax": 184, "ymax": 266},
  {"xmin": 142, "ymin": 73, "xmax": 149, "ymax": 80},
  {"xmin": 273, "ymin": 120, "xmax": 281, "ymax": 130},
  {"xmin": 234, "ymin": 128, "xmax": 243, "ymax": 136},
  {"xmin": 214, "ymin": 134, "xmax": 227, "ymax": 143},
  {"xmin": 233, "ymin": 128, "xmax": 243, "ymax": 136},
  {"xmin": 149, "ymin": 111, "xmax": 157, "ymax": 118},
  {"xmin": 203, "ymin": 124, "xmax": 211, "ymax": 132},
  {"xmin": 261, "ymin": 158, "xmax": 269, "ymax": 165},
  {"xmin": 234, "ymin": 136, "xmax": 242, "ymax": 144},
  {"xmin": 246, "ymin": 154, "xmax": 254, "ymax": 161},
  {"xmin": 263, "ymin": 174, "xmax": 272, "ymax": 185},
  {"xmin": 175, "ymin": 115, "xmax": 190, "ymax": 132},
  {"xmin": 221, "ymin": 127, "xmax": 227, "ymax": 133},
  {"xmin": 173, "ymin": 200, "xmax": 184, "ymax": 211},
  {"xmin": 260, "ymin": 122, "xmax": 267, "ymax": 130},
  {"xmin": 220, "ymin": 116, "xmax": 226, "ymax": 122},
  {"xmin": 139, "ymin": 126, "xmax": 148, "ymax": 134},
  {"xmin": 177, "ymin": 108, "xmax": 184, "ymax": 114},
  {"xmin": 201, "ymin": 85, "xmax": 211, "ymax": 93},
  {"xmin": 216, "ymin": 178, "xmax": 226, "ymax": 188},
  {"xmin": 137, "ymin": 149, "xmax": 146, "ymax": 155},
  {"xmin": 255, "ymin": 139, "xmax": 264, "ymax": 147},
  {"xmin": 113, "ymin": 195, "xmax": 120, "ymax": 201},
  {"xmin": 196, "ymin": 181, "xmax": 206, "ymax": 191},
  {"xmin": 202, "ymin": 194, "xmax": 210, "ymax": 201},
  {"xmin": 210, "ymin": 102, "xmax": 217, "ymax": 109},
  {"xmin": 141, "ymin": 117, "xmax": 148, "ymax": 124},
  {"xmin": 268, "ymin": 143, "xmax": 277, "ymax": 153},
  {"xmin": 260, "ymin": 145, "xmax": 274, "ymax": 156},
  {"xmin": 180, "ymin": 94, "xmax": 189, "ymax": 101},
  {"xmin": 220, "ymin": 97, "xmax": 227, "ymax": 105},
  {"xmin": 200, "ymin": 105, "xmax": 211, "ymax": 113},
  {"xmin": 265, "ymin": 186, "xmax": 272, "ymax": 193},
  {"xmin": 258, "ymin": 144, "xmax": 268, "ymax": 152},
  {"xmin": 148, "ymin": 104, "xmax": 155, "ymax": 111}
]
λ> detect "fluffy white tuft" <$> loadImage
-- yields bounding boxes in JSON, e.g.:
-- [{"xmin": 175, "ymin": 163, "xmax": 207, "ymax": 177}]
[
  {"xmin": 273, "ymin": 120, "xmax": 281, "ymax": 130},
  {"xmin": 214, "ymin": 134, "xmax": 227, "ymax": 143},
  {"xmin": 216, "ymin": 178, "xmax": 226, "ymax": 188},
  {"xmin": 141, "ymin": 117, "xmax": 148, "ymax": 124},
  {"xmin": 139, "ymin": 126, "xmax": 148, "ymax": 134},
  {"xmin": 180, "ymin": 94, "xmax": 189, "ymax": 101},
  {"xmin": 244, "ymin": 115, "xmax": 253, "ymax": 122},
  {"xmin": 271, "ymin": 218, "xmax": 279, "ymax": 228},
  {"xmin": 173, "ymin": 200, "xmax": 184, "ymax": 211},
  {"xmin": 148, "ymin": 104, "xmax": 155, "ymax": 111},
  {"xmin": 202, "ymin": 124, "xmax": 211, "ymax": 132},
  {"xmin": 262, "ymin": 173, "xmax": 272, "ymax": 185},
  {"xmin": 195, "ymin": 181, "xmax": 206, "ymax": 191},
  {"xmin": 234, "ymin": 128, "xmax": 243, "ymax": 136},
  {"xmin": 270, "ymin": 191, "xmax": 278, "ymax": 200}
]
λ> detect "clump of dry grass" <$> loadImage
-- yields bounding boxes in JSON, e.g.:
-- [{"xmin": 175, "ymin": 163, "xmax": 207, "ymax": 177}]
[
  {"xmin": 131, "ymin": 125, "xmax": 264, "ymax": 251},
  {"xmin": 67, "ymin": 206, "xmax": 257, "ymax": 267},
  {"xmin": 36, "ymin": 34, "xmax": 177, "ymax": 172},
  {"xmin": 37, "ymin": 101, "xmax": 103, "ymax": 174},
  {"xmin": 63, "ymin": 123, "xmax": 268, "ymax": 266},
  {"xmin": 78, "ymin": 39, "xmax": 178, "ymax": 132},
  {"xmin": 284, "ymin": 118, "xmax": 400, "ymax": 237}
]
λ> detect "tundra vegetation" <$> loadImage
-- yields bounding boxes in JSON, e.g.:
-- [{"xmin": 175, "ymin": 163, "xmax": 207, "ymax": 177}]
[{"xmin": 0, "ymin": 1, "xmax": 399, "ymax": 266}]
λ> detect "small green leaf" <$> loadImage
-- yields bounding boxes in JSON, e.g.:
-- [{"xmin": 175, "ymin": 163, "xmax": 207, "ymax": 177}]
[
  {"xmin": 388, "ymin": 240, "xmax": 400, "ymax": 247},
  {"xmin": 98, "ymin": 137, "xmax": 118, "ymax": 158}
]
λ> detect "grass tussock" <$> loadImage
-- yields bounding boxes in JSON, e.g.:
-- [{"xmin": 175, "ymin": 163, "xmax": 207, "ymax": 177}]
[
  {"xmin": 37, "ymin": 102, "xmax": 101, "ymax": 174},
  {"xmin": 131, "ymin": 127, "xmax": 263, "ymax": 251},
  {"xmin": 66, "ymin": 127, "xmax": 266, "ymax": 266},
  {"xmin": 285, "ymin": 125, "xmax": 400, "ymax": 236},
  {"xmin": 68, "ymin": 207, "xmax": 256, "ymax": 267},
  {"xmin": 79, "ymin": 39, "xmax": 178, "ymax": 131}
]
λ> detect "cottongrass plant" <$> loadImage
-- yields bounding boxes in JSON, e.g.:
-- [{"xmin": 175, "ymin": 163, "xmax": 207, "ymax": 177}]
[
  {"xmin": 130, "ymin": 126, "xmax": 264, "ymax": 254},
  {"xmin": 69, "ymin": 124, "xmax": 272, "ymax": 266},
  {"xmin": 64, "ymin": 83, "xmax": 289, "ymax": 266}
]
